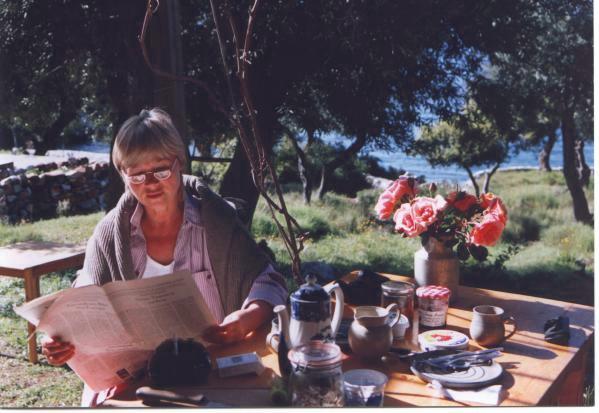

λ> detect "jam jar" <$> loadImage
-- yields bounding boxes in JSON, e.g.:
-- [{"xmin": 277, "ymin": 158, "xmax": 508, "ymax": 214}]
[
  {"xmin": 416, "ymin": 285, "xmax": 451, "ymax": 329},
  {"xmin": 381, "ymin": 280, "xmax": 415, "ymax": 324},
  {"xmin": 288, "ymin": 341, "xmax": 344, "ymax": 407}
]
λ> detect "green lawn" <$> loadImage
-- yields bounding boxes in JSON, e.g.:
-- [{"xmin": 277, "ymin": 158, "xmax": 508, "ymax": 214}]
[{"xmin": 0, "ymin": 170, "xmax": 594, "ymax": 407}]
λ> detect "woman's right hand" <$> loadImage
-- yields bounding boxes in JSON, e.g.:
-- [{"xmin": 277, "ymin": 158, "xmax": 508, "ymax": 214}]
[{"xmin": 41, "ymin": 336, "xmax": 75, "ymax": 366}]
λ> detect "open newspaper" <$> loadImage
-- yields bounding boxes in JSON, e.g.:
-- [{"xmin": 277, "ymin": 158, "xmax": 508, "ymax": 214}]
[{"xmin": 14, "ymin": 270, "xmax": 216, "ymax": 392}]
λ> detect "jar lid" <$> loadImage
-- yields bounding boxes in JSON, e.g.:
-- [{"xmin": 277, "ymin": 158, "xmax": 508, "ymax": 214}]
[
  {"xmin": 416, "ymin": 285, "xmax": 451, "ymax": 299},
  {"xmin": 418, "ymin": 329, "xmax": 469, "ymax": 351},
  {"xmin": 381, "ymin": 280, "xmax": 415, "ymax": 295},
  {"xmin": 287, "ymin": 341, "xmax": 341, "ymax": 370}
]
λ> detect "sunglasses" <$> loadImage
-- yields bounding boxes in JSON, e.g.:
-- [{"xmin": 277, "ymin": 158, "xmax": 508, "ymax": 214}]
[{"xmin": 123, "ymin": 158, "xmax": 178, "ymax": 185}]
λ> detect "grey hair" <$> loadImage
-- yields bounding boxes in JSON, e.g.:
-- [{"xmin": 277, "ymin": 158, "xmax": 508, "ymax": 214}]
[{"xmin": 112, "ymin": 108, "xmax": 188, "ymax": 173}]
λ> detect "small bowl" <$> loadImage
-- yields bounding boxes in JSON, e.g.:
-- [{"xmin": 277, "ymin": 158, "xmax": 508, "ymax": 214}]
[
  {"xmin": 344, "ymin": 369, "xmax": 388, "ymax": 407},
  {"xmin": 391, "ymin": 314, "xmax": 410, "ymax": 339}
]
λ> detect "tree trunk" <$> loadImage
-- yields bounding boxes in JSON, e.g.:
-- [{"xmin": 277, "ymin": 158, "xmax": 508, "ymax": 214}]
[
  {"xmin": 316, "ymin": 132, "xmax": 367, "ymax": 200},
  {"xmin": 287, "ymin": 129, "xmax": 313, "ymax": 204},
  {"xmin": 149, "ymin": 0, "xmax": 190, "ymax": 171},
  {"xmin": 219, "ymin": 140, "xmax": 260, "ymax": 225},
  {"xmin": 574, "ymin": 138, "xmax": 590, "ymax": 187},
  {"xmin": 538, "ymin": 131, "xmax": 557, "ymax": 172},
  {"xmin": 36, "ymin": 109, "xmax": 77, "ymax": 155},
  {"xmin": 464, "ymin": 165, "xmax": 480, "ymax": 197},
  {"xmin": 482, "ymin": 162, "xmax": 501, "ymax": 194},
  {"xmin": 104, "ymin": 71, "xmax": 133, "ymax": 212},
  {"xmin": 561, "ymin": 111, "xmax": 592, "ymax": 223}
]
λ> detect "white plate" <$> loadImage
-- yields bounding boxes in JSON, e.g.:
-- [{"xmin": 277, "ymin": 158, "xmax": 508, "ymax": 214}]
[{"xmin": 411, "ymin": 361, "xmax": 503, "ymax": 389}]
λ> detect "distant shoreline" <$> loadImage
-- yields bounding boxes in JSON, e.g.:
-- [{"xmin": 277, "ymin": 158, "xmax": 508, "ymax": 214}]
[{"xmin": 367, "ymin": 166, "xmax": 595, "ymax": 190}]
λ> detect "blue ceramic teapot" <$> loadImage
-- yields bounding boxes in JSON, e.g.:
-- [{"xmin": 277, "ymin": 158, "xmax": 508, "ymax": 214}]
[{"xmin": 274, "ymin": 274, "xmax": 345, "ymax": 348}]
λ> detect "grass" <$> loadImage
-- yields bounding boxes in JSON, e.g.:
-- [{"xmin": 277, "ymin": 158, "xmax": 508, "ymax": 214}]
[{"xmin": 0, "ymin": 170, "xmax": 594, "ymax": 407}]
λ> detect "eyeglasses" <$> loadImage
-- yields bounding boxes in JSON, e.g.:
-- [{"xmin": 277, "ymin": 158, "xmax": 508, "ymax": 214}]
[{"xmin": 123, "ymin": 158, "xmax": 178, "ymax": 185}]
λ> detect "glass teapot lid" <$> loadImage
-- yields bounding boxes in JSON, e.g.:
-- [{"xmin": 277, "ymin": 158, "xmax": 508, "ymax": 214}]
[{"xmin": 291, "ymin": 274, "xmax": 329, "ymax": 303}]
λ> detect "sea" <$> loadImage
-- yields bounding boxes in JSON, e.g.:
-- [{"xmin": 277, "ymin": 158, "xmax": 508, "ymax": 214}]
[
  {"xmin": 323, "ymin": 134, "xmax": 595, "ymax": 183},
  {"xmin": 71, "ymin": 136, "xmax": 594, "ymax": 184}
]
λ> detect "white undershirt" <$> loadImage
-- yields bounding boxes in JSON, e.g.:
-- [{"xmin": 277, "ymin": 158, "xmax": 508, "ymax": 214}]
[{"xmin": 143, "ymin": 254, "xmax": 175, "ymax": 278}]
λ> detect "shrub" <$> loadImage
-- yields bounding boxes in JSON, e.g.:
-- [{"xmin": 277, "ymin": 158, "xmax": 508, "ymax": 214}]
[
  {"xmin": 502, "ymin": 214, "xmax": 541, "ymax": 244},
  {"xmin": 251, "ymin": 212, "xmax": 279, "ymax": 238}
]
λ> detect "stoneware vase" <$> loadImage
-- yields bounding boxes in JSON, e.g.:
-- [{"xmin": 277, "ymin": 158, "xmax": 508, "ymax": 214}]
[{"xmin": 414, "ymin": 237, "xmax": 459, "ymax": 302}]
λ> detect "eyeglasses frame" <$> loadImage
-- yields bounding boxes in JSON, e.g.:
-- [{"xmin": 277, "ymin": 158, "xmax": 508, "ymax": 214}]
[{"xmin": 122, "ymin": 158, "xmax": 179, "ymax": 185}]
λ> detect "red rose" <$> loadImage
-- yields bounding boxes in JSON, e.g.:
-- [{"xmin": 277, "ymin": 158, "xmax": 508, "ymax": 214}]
[
  {"xmin": 374, "ymin": 176, "xmax": 417, "ymax": 220},
  {"xmin": 480, "ymin": 193, "xmax": 507, "ymax": 224},
  {"xmin": 469, "ymin": 214, "xmax": 505, "ymax": 246},
  {"xmin": 447, "ymin": 191, "xmax": 478, "ymax": 212}
]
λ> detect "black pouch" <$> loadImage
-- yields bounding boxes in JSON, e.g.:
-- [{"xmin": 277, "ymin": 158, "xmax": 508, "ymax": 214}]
[{"xmin": 543, "ymin": 315, "xmax": 570, "ymax": 344}]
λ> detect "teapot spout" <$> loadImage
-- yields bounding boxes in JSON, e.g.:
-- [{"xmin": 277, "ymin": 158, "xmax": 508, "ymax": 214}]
[{"xmin": 274, "ymin": 305, "xmax": 291, "ymax": 345}]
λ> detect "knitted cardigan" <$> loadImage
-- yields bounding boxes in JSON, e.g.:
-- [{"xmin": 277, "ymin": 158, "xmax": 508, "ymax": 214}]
[{"xmin": 74, "ymin": 175, "xmax": 284, "ymax": 315}]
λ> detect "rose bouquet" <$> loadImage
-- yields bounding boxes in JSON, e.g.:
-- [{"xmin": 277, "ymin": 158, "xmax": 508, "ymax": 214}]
[{"xmin": 374, "ymin": 176, "xmax": 508, "ymax": 261}]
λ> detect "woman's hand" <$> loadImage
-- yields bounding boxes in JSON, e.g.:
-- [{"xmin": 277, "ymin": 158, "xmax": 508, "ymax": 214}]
[
  {"xmin": 202, "ymin": 301, "xmax": 272, "ymax": 345},
  {"xmin": 41, "ymin": 336, "xmax": 75, "ymax": 366}
]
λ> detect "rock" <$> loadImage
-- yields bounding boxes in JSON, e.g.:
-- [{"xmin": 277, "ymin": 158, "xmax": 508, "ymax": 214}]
[
  {"xmin": 365, "ymin": 174, "xmax": 393, "ymax": 190},
  {"xmin": 301, "ymin": 261, "xmax": 342, "ymax": 284}
]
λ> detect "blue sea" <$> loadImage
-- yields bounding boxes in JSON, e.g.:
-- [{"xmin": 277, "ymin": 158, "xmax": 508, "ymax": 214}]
[
  {"xmin": 72, "ymin": 136, "xmax": 594, "ymax": 184},
  {"xmin": 324, "ymin": 135, "xmax": 595, "ymax": 183}
]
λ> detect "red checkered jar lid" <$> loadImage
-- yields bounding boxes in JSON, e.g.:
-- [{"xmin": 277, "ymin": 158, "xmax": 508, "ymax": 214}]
[{"xmin": 416, "ymin": 285, "xmax": 451, "ymax": 299}]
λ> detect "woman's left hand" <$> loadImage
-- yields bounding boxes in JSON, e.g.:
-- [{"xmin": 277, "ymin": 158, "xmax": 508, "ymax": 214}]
[{"xmin": 202, "ymin": 301, "xmax": 272, "ymax": 344}]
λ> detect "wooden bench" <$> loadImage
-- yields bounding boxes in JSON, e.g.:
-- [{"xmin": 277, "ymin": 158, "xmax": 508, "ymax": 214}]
[{"xmin": 0, "ymin": 241, "xmax": 85, "ymax": 363}]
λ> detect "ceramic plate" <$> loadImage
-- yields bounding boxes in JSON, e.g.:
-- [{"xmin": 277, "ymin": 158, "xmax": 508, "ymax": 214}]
[{"xmin": 410, "ymin": 361, "xmax": 503, "ymax": 389}]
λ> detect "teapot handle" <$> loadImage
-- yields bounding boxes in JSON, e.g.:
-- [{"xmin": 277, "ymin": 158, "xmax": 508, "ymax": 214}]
[
  {"xmin": 385, "ymin": 303, "xmax": 400, "ymax": 328},
  {"xmin": 324, "ymin": 282, "xmax": 345, "ymax": 339}
]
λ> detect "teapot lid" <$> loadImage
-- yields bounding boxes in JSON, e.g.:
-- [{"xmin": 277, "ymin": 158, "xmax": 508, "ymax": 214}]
[{"xmin": 291, "ymin": 274, "xmax": 329, "ymax": 302}]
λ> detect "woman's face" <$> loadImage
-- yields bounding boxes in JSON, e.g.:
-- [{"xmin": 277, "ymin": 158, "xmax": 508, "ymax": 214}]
[{"xmin": 122, "ymin": 156, "xmax": 182, "ymax": 212}]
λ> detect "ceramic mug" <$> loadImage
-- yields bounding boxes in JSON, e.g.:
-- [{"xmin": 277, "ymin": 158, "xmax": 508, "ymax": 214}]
[{"xmin": 469, "ymin": 305, "xmax": 518, "ymax": 347}]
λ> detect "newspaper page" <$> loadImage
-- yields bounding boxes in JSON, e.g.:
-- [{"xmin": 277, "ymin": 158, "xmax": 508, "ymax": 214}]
[{"xmin": 14, "ymin": 270, "xmax": 216, "ymax": 392}]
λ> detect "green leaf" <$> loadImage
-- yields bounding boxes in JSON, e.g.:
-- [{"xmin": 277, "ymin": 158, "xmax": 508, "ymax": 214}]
[
  {"xmin": 469, "ymin": 244, "xmax": 489, "ymax": 261},
  {"xmin": 445, "ymin": 238, "xmax": 459, "ymax": 249},
  {"xmin": 457, "ymin": 242, "xmax": 470, "ymax": 260}
]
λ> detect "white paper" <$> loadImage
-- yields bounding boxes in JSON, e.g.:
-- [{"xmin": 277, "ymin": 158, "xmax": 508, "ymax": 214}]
[
  {"xmin": 14, "ymin": 270, "xmax": 216, "ymax": 392},
  {"xmin": 428, "ymin": 380, "xmax": 504, "ymax": 405}
]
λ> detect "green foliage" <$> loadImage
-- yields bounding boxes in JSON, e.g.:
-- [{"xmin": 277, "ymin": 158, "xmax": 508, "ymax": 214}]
[
  {"xmin": 412, "ymin": 101, "xmax": 510, "ymax": 187},
  {"xmin": 503, "ymin": 215, "xmax": 542, "ymax": 244}
]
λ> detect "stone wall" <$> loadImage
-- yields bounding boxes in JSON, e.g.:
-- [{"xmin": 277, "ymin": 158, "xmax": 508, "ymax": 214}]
[{"xmin": 0, "ymin": 158, "xmax": 110, "ymax": 224}]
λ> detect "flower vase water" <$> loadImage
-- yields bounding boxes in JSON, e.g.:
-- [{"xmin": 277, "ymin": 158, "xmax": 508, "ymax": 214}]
[{"xmin": 414, "ymin": 237, "xmax": 460, "ymax": 302}]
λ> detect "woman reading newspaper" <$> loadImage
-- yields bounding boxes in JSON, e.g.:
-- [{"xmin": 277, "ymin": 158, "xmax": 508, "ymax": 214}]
[{"xmin": 40, "ymin": 108, "xmax": 288, "ymax": 406}]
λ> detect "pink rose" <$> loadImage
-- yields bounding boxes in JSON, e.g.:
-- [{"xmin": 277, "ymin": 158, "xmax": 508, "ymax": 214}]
[
  {"xmin": 393, "ymin": 203, "xmax": 427, "ymax": 237},
  {"xmin": 411, "ymin": 195, "xmax": 447, "ymax": 228},
  {"xmin": 469, "ymin": 214, "xmax": 505, "ymax": 246},
  {"xmin": 374, "ymin": 176, "xmax": 417, "ymax": 220},
  {"xmin": 447, "ymin": 191, "xmax": 478, "ymax": 213}
]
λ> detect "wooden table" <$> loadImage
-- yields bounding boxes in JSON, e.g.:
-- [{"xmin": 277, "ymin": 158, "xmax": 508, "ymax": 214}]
[
  {"xmin": 103, "ymin": 272, "xmax": 594, "ymax": 407},
  {"xmin": 0, "ymin": 241, "xmax": 85, "ymax": 363}
]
